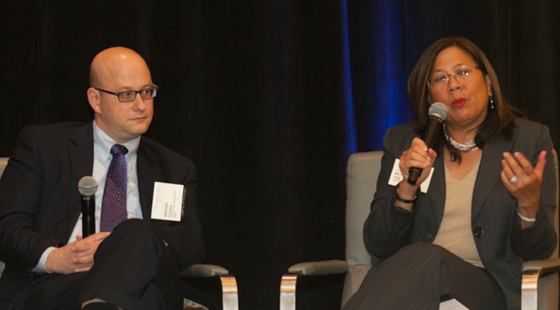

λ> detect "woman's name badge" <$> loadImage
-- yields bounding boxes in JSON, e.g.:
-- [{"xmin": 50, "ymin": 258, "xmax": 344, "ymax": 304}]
[
  {"xmin": 151, "ymin": 182, "xmax": 185, "ymax": 222},
  {"xmin": 388, "ymin": 158, "xmax": 434, "ymax": 193}
]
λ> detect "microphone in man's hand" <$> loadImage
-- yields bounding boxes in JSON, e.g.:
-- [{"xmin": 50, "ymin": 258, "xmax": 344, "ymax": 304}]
[
  {"xmin": 407, "ymin": 102, "xmax": 448, "ymax": 185},
  {"xmin": 78, "ymin": 176, "xmax": 98, "ymax": 238}
]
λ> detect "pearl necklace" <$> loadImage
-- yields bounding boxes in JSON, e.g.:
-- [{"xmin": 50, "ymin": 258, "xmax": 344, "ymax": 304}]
[{"xmin": 442, "ymin": 123, "xmax": 479, "ymax": 152}]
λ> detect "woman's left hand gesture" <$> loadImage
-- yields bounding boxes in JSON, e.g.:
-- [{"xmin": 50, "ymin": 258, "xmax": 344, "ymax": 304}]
[{"xmin": 501, "ymin": 151, "xmax": 547, "ymax": 227}]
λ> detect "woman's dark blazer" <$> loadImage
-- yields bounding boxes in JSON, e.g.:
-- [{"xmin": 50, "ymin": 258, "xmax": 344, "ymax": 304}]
[{"xmin": 364, "ymin": 117, "xmax": 557, "ymax": 309}]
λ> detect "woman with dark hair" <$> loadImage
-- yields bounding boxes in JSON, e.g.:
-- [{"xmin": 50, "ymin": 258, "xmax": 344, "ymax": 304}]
[{"xmin": 343, "ymin": 37, "xmax": 557, "ymax": 310}]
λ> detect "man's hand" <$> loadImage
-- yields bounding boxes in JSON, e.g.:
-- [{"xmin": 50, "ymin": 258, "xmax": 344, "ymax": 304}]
[{"xmin": 46, "ymin": 232, "xmax": 111, "ymax": 274}]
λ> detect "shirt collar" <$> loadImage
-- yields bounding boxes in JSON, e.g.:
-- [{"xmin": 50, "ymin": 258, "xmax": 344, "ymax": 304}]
[{"xmin": 93, "ymin": 120, "xmax": 141, "ymax": 161}]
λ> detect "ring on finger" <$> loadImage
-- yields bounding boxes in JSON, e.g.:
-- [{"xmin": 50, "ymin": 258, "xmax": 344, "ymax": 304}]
[{"xmin": 509, "ymin": 175, "xmax": 518, "ymax": 184}]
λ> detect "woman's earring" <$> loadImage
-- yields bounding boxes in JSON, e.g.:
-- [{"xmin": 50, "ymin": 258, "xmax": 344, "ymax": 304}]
[{"xmin": 489, "ymin": 96, "xmax": 495, "ymax": 109}]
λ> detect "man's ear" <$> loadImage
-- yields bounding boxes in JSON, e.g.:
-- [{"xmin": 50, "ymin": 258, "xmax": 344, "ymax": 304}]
[{"xmin": 87, "ymin": 88, "xmax": 101, "ymax": 113}]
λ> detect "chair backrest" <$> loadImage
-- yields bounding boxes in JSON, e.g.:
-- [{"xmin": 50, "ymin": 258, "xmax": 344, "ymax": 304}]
[
  {"xmin": 552, "ymin": 149, "xmax": 559, "ymax": 259},
  {"xmin": 0, "ymin": 157, "xmax": 8, "ymax": 275},
  {"xmin": 0, "ymin": 157, "xmax": 7, "ymax": 179},
  {"xmin": 342, "ymin": 151, "xmax": 382, "ymax": 307},
  {"xmin": 539, "ymin": 149, "xmax": 560, "ymax": 309}
]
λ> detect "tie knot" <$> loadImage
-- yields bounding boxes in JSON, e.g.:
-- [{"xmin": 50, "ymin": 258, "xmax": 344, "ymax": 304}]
[{"xmin": 110, "ymin": 144, "xmax": 128, "ymax": 156}]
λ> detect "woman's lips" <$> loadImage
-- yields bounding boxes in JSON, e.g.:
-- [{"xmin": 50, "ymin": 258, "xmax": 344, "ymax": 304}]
[{"xmin": 451, "ymin": 98, "xmax": 466, "ymax": 108}]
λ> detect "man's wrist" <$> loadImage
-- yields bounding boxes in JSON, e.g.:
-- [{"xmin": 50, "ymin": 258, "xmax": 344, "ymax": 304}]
[{"xmin": 33, "ymin": 246, "xmax": 57, "ymax": 273}]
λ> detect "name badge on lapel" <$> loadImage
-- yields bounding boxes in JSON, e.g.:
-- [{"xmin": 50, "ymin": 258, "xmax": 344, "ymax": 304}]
[{"xmin": 151, "ymin": 182, "xmax": 184, "ymax": 222}]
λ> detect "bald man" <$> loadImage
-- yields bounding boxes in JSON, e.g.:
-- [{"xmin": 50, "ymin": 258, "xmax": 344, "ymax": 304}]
[{"xmin": 0, "ymin": 48, "xmax": 215, "ymax": 310}]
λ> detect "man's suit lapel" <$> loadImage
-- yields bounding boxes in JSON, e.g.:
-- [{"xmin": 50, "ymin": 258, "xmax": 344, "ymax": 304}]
[
  {"xmin": 472, "ymin": 137, "xmax": 513, "ymax": 219},
  {"xmin": 67, "ymin": 123, "xmax": 95, "ymax": 237},
  {"xmin": 137, "ymin": 139, "xmax": 159, "ymax": 221}
]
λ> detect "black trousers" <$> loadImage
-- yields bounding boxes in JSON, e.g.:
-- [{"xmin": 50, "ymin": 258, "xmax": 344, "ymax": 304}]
[
  {"xmin": 14, "ymin": 219, "xmax": 219, "ymax": 310},
  {"xmin": 342, "ymin": 243, "xmax": 507, "ymax": 310}
]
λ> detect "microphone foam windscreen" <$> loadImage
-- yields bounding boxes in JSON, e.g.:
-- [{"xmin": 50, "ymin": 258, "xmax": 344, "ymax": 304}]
[
  {"xmin": 429, "ymin": 102, "xmax": 448, "ymax": 121},
  {"xmin": 78, "ymin": 176, "xmax": 98, "ymax": 196}
]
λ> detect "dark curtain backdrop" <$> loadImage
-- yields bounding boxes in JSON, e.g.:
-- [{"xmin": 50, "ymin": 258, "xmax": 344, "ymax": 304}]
[{"xmin": 1, "ymin": 1, "xmax": 559, "ymax": 309}]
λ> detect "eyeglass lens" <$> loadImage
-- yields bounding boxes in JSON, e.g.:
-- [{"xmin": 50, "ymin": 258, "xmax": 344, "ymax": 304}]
[
  {"xmin": 428, "ymin": 65, "xmax": 475, "ymax": 87},
  {"xmin": 119, "ymin": 88, "xmax": 157, "ymax": 102}
]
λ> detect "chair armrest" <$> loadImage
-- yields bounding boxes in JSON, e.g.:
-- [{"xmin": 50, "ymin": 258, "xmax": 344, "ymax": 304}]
[
  {"xmin": 180, "ymin": 264, "xmax": 230, "ymax": 277},
  {"xmin": 181, "ymin": 264, "xmax": 239, "ymax": 310},
  {"xmin": 521, "ymin": 258, "xmax": 560, "ymax": 310},
  {"xmin": 288, "ymin": 260, "xmax": 348, "ymax": 276},
  {"xmin": 522, "ymin": 257, "xmax": 560, "ymax": 275},
  {"xmin": 281, "ymin": 260, "xmax": 348, "ymax": 310}
]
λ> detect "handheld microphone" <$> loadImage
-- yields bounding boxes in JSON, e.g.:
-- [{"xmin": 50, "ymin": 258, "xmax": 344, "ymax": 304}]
[
  {"xmin": 407, "ymin": 102, "xmax": 448, "ymax": 185},
  {"xmin": 78, "ymin": 176, "xmax": 98, "ymax": 238}
]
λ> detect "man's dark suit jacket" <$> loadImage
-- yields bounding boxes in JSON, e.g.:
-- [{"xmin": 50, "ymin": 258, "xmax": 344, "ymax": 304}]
[
  {"xmin": 0, "ymin": 122, "xmax": 205, "ymax": 308},
  {"xmin": 364, "ymin": 118, "xmax": 557, "ymax": 309}
]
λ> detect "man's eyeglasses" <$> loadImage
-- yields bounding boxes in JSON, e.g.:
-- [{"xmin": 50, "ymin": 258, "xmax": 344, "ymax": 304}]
[
  {"xmin": 427, "ymin": 65, "xmax": 480, "ymax": 88},
  {"xmin": 95, "ymin": 85, "xmax": 159, "ymax": 102}
]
